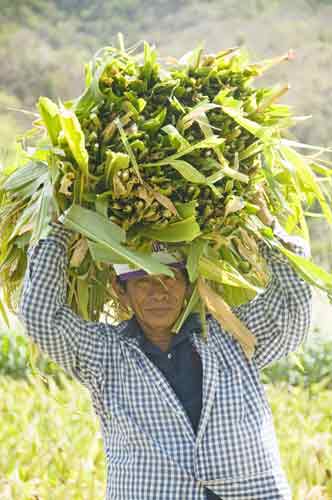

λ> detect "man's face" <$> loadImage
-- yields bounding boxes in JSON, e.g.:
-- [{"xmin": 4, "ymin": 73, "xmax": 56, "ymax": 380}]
[{"xmin": 114, "ymin": 267, "xmax": 191, "ymax": 331}]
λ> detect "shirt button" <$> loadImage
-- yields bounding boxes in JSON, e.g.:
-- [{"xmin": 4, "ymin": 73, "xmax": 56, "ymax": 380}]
[{"xmin": 167, "ymin": 353, "xmax": 172, "ymax": 359}]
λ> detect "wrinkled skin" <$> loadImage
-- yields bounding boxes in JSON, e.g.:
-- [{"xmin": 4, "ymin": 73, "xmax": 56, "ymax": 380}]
[{"xmin": 111, "ymin": 267, "xmax": 193, "ymax": 351}]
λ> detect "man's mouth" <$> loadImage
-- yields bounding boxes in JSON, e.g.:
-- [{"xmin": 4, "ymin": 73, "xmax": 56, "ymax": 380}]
[{"xmin": 145, "ymin": 306, "xmax": 173, "ymax": 311}]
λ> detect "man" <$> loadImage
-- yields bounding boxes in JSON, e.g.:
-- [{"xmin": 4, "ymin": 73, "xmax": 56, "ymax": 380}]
[{"xmin": 18, "ymin": 193, "xmax": 312, "ymax": 499}]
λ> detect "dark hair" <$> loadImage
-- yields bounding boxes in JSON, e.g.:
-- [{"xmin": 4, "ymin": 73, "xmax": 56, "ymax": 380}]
[{"xmin": 117, "ymin": 276, "xmax": 128, "ymax": 291}]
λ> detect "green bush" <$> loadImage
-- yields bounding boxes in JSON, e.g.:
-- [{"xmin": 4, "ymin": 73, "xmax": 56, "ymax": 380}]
[
  {"xmin": 261, "ymin": 336, "xmax": 332, "ymax": 388},
  {"xmin": 0, "ymin": 371, "xmax": 331, "ymax": 498},
  {"xmin": 0, "ymin": 329, "xmax": 65, "ymax": 380},
  {"xmin": 0, "ymin": 329, "xmax": 28, "ymax": 377},
  {"xmin": 1, "ymin": 327, "xmax": 332, "ymax": 388}
]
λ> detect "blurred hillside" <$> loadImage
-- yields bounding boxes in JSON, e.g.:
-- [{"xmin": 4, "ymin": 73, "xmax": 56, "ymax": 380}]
[{"xmin": 1, "ymin": 0, "xmax": 332, "ymax": 143}]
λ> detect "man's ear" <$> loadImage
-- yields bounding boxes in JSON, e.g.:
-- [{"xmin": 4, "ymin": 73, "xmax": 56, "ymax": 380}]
[{"xmin": 111, "ymin": 276, "xmax": 131, "ymax": 309}]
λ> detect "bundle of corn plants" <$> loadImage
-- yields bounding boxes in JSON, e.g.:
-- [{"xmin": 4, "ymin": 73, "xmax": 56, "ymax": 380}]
[{"xmin": 1, "ymin": 36, "xmax": 332, "ymax": 357}]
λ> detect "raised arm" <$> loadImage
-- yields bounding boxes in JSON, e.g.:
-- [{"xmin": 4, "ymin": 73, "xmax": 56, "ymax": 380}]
[
  {"xmin": 18, "ymin": 222, "xmax": 108, "ymax": 388},
  {"xmin": 232, "ymin": 221, "xmax": 313, "ymax": 370}
]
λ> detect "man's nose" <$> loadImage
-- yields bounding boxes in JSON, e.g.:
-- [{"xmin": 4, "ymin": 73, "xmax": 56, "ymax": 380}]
[{"xmin": 150, "ymin": 279, "xmax": 169, "ymax": 295}]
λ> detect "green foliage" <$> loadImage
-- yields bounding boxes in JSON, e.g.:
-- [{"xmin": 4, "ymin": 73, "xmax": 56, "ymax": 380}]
[
  {"xmin": 0, "ymin": 91, "xmax": 26, "ymax": 167},
  {"xmin": 262, "ymin": 337, "xmax": 332, "ymax": 388},
  {"xmin": 0, "ymin": 373, "xmax": 331, "ymax": 498},
  {"xmin": 267, "ymin": 383, "xmax": 332, "ymax": 499},
  {"xmin": 2, "ymin": 326, "xmax": 332, "ymax": 391},
  {"xmin": 0, "ymin": 329, "xmax": 66, "ymax": 381},
  {"xmin": 0, "ymin": 329, "xmax": 28, "ymax": 377},
  {"xmin": 0, "ymin": 374, "xmax": 105, "ymax": 499}
]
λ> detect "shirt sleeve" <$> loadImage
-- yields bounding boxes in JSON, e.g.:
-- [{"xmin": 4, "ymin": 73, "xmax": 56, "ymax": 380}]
[
  {"xmin": 18, "ymin": 222, "xmax": 108, "ymax": 389},
  {"xmin": 232, "ymin": 222, "xmax": 313, "ymax": 370}
]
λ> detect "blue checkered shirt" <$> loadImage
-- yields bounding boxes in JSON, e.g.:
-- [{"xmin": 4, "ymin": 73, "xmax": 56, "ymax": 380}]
[{"xmin": 18, "ymin": 222, "xmax": 312, "ymax": 500}]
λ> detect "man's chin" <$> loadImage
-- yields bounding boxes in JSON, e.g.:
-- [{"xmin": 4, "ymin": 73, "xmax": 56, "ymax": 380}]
[{"xmin": 142, "ymin": 310, "xmax": 178, "ymax": 328}]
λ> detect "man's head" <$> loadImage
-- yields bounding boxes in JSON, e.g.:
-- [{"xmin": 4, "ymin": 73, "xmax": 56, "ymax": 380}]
[{"xmin": 111, "ymin": 266, "xmax": 192, "ymax": 332}]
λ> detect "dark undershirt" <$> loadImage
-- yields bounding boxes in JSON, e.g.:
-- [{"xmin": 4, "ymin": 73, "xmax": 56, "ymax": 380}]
[{"xmin": 125, "ymin": 314, "xmax": 220, "ymax": 500}]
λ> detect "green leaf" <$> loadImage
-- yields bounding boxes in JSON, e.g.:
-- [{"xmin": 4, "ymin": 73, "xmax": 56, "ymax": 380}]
[
  {"xmin": 37, "ymin": 97, "xmax": 61, "ymax": 146},
  {"xmin": 73, "ymin": 57, "xmax": 107, "ymax": 117},
  {"xmin": 59, "ymin": 105, "xmax": 89, "ymax": 177},
  {"xmin": 280, "ymin": 145, "xmax": 332, "ymax": 224},
  {"xmin": 239, "ymin": 141, "xmax": 264, "ymax": 161},
  {"xmin": 171, "ymin": 283, "xmax": 200, "ymax": 334},
  {"xmin": 169, "ymin": 96, "xmax": 186, "ymax": 114},
  {"xmin": 199, "ymin": 256, "xmax": 263, "ymax": 293},
  {"xmin": 142, "ymin": 41, "xmax": 158, "ymax": 88},
  {"xmin": 62, "ymin": 204, "xmax": 125, "ymax": 242},
  {"xmin": 95, "ymin": 198, "xmax": 108, "ymax": 218},
  {"xmin": 62, "ymin": 204, "xmax": 175, "ymax": 278},
  {"xmin": 194, "ymin": 111, "xmax": 215, "ymax": 139},
  {"xmin": 221, "ymin": 103, "xmax": 273, "ymax": 142},
  {"xmin": 174, "ymin": 200, "xmax": 198, "ymax": 219},
  {"xmin": 12, "ymin": 174, "xmax": 48, "ymax": 200},
  {"xmin": 162, "ymin": 124, "xmax": 190, "ymax": 151},
  {"xmin": 280, "ymin": 138, "xmax": 332, "ymax": 154},
  {"xmin": 224, "ymin": 195, "xmax": 245, "ymax": 217},
  {"xmin": 0, "ymin": 297, "xmax": 10, "ymax": 328},
  {"xmin": 141, "ymin": 107, "xmax": 167, "ymax": 134},
  {"xmin": 262, "ymin": 146, "xmax": 286, "ymax": 207},
  {"xmin": 180, "ymin": 101, "xmax": 220, "ymax": 131},
  {"xmin": 115, "ymin": 117, "xmax": 142, "ymax": 181},
  {"xmin": 203, "ymin": 159, "xmax": 249, "ymax": 183},
  {"xmin": 84, "ymin": 61, "xmax": 93, "ymax": 87},
  {"xmin": 166, "ymin": 159, "xmax": 207, "ymax": 184},
  {"xmin": 141, "ymin": 216, "xmax": 201, "ymax": 242},
  {"xmin": 206, "ymin": 171, "xmax": 224, "ymax": 184},
  {"xmin": 310, "ymin": 162, "xmax": 332, "ymax": 177},
  {"xmin": 271, "ymin": 240, "xmax": 332, "ymax": 297},
  {"xmin": 8, "ymin": 197, "xmax": 40, "ymax": 241},
  {"xmin": 3, "ymin": 161, "xmax": 47, "ymax": 191},
  {"xmin": 167, "ymin": 135, "xmax": 225, "ymax": 161},
  {"xmin": 31, "ymin": 180, "xmax": 53, "ymax": 244},
  {"xmin": 88, "ymin": 240, "xmax": 128, "ymax": 264},
  {"xmin": 142, "ymin": 135, "xmax": 225, "ymax": 169},
  {"xmin": 224, "ymin": 284, "xmax": 257, "ymax": 307},
  {"xmin": 181, "ymin": 42, "xmax": 204, "ymax": 70},
  {"xmin": 213, "ymin": 88, "xmax": 232, "ymax": 105},
  {"xmin": 186, "ymin": 238, "xmax": 208, "ymax": 283}
]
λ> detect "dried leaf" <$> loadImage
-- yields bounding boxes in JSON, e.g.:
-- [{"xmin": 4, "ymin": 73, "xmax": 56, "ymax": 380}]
[
  {"xmin": 146, "ymin": 183, "xmax": 179, "ymax": 217},
  {"xmin": 198, "ymin": 277, "xmax": 257, "ymax": 359},
  {"xmin": 59, "ymin": 172, "xmax": 75, "ymax": 197},
  {"xmin": 70, "ymin": 237, "xmax": 89, "ymax": 268},
  {"xmin": 136, "ymin": 185, "xmax": 154, "ymax": 207}
]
